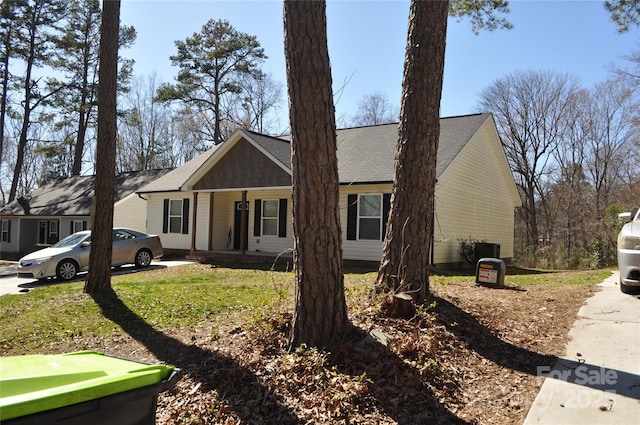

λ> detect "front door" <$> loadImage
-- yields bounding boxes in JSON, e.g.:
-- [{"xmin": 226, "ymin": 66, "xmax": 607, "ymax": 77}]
[{"xmin": 233, "ymin": 201, "xmax": 249, "ymax": 250}]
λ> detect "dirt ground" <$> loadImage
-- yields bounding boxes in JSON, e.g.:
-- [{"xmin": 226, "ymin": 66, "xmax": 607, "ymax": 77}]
[{"xmin": 101, "ymin": 277, "xmax": 598, "ymax": 425}]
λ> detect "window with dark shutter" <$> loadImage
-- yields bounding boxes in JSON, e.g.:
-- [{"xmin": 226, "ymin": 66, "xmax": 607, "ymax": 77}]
[
  {"xmin": 162, "ymin": 199, "xmax": 169, "ymax": 233},
  {"xmin": 383, "ymin": 193, "xmax": 391, "ymax": 233},
  {"xmin": 347, "ymin": 194, "xmax": 357, "ymax": 240},
  {"xmin": 164, "ymin": 198, "xmax": 189, "ymax": 234},
  {"xmin": 358, "ymin": 194, "xmax": 382, "ymax": 240},
  {"xmin": 182, "ymin": 198, "xmax": 190, "ymax": 234},
  {"xmin": 261, "ymin": 200, "xmax": 279, "ymax": 236},
  {"xmin": 278, "ymin": 198, "xmax": 287, "ymax": 237},
  {"xmin": 254, "ymin": 199, "xmax": 262, "ymax": 236},
  {"xmin": 1, "ymin": 220, "xmax": 10, "ymax": 243}
]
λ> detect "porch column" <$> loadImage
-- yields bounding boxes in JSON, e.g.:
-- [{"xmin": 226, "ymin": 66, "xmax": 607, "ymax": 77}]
[
  {"xmin": 208, "ymin": 193, "xmax": 214, "ymax": 251},
  {"xmin": 190, "ymin": 192, "xmax": 198, "ymax": 254},
  {"xmin": 240, "ymin": 190, "xmax": 247, "ymax": 255}
]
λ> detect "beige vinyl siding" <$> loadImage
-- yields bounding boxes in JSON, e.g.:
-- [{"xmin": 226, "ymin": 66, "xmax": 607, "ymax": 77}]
[
  {"xmin": 147, "ymin": 193, "xmax": 192, "ymax": 250},
  {"xmin": 210, "ymin": 191, "xmax": 234, "ymax": 251},
  {"xmin": 433, "ymin": 123, "xmax": 516, "ymax": 265},
  {"xmin": 341, "ymin": 183, "xmax": 391, "ymax": 261},
  {"xmin": 113, "ymin": 193, "xmax": 149, "ymax": 231}
]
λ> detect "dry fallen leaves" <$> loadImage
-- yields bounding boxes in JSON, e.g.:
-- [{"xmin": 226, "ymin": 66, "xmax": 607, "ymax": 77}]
[{"xmin": 147, "ymin": 280, "xmax": 596, "ymax": 424}]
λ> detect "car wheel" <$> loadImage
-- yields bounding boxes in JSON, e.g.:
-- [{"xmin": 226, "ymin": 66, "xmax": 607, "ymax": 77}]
[
  {"xmin": 135, "ymin": 249, "xmax": 153, "ymax": 268},
  {"xmin": 56, "ymin": 260, "xmax": 78, "ymax": 281}
]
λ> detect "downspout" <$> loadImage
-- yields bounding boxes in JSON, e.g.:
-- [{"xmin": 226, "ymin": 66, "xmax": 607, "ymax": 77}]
[{"xmin": 191, "ymin": 192, "xmax": 198, "ymax": 255}]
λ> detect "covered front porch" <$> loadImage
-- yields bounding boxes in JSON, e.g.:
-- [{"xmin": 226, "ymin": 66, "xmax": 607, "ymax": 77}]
[{"xmin": 185, "ymin": 188, "xmax": 293, "ymax": 258}]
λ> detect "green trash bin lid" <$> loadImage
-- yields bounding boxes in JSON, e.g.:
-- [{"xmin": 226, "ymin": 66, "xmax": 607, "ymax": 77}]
[{"xmin": 0, "ymin": 351, "xmax": 174, "ymax": 421}]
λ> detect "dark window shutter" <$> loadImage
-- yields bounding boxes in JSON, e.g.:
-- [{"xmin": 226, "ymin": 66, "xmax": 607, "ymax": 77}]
[
  {"xmin": 278, "ymin": 198, "xmax": 287, "ymax": 237},
  {"xmin": 383, "ymin": 193, "xmax": 391, "ymax": 227},
  {"xmin": 7, "ymin": 220, "xmax": 10, "ymax": 243},
  {"xmin": 254, "ymin": 199, "xmax": 262, "ymax": 236},
  {"xmin": 70, "ymin": 221, "xmax": 74, "ymax": 235},
  {"xmin": 347, "ymin": 194, "xmax": 358, "ymax": 240},
  {"xmin": 83, "ymin": 220, "xmax": 88, "ymax": 231},
  {"xmin": 162, "ymin": 199, "xmax": 169, "ymax": 233},
  {"xmin": 182, "ymin": 198, "xmax": 190, "ymax": 234}
]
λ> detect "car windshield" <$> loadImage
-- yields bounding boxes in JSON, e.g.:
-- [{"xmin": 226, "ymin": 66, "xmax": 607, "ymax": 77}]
[{"xmin": 52, "ymin": 233, "xmax": 90, "ymax": 248}]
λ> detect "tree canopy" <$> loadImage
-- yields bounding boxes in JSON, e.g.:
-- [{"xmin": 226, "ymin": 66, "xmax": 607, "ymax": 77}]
[
  {"xmin": 156, "ymin": 19, "xmax": 267, "ymax": 145},
  {"xmin": 606, "ymin": 0, "xmax": 640, "ymax": 32}
]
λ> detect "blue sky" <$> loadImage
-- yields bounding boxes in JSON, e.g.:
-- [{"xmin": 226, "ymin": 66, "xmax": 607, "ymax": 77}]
[{"xmin": 120, "ymin": 0, "xmax": 640, "ymax": 127}]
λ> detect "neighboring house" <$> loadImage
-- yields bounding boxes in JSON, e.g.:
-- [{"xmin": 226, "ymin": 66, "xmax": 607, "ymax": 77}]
[
  {"xmin": 138, "ymin": 113, "xmax": 521, "ymax": 268},
  {"xmin": 0, "ymin": 169, "xmax": 171, "ymax": 258}
]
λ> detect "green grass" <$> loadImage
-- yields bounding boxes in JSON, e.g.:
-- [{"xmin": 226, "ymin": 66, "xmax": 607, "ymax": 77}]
[
  {"xmin": 0, "ymin": 264, "xmax": 294, "ymax": 354},
  {"xmin": 431, "ymin": 267, "xmax": 613, "ymax": 288},
  {"xmin": 0, "ymin": 263, "xmax": 612, "ymax": 355}
]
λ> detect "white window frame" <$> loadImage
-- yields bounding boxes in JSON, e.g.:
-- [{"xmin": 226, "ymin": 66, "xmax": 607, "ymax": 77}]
[
  {"xmin": 357, "ymin": 193, "xmax": 383, "ymax": 241},
  {"xmin": 72, "ymin": 220, "xmax": 84, "ymax": 234},
  {"xmin": 261, "ymin": 199, "xmax": 279, "ymax": 237},
  {"xmin": 49, "ymin": 220, "xmax": 58, "ymax": 239},
  {"xmin": 168, "ymin": 199, "xmax": 184, "ymax": 234}
]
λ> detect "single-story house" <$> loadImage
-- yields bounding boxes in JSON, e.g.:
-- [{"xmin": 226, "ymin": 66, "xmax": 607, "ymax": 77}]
[
  {"xmin": 0, "ymin": 169, "xmax": 171, "ymax": 258},
  {"xmin": 137, "ymin": 113, "xmax": 521, "ymax": 268}
]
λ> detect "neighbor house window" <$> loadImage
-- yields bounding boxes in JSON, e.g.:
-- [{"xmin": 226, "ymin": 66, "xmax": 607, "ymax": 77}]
[
  {"xmin": 358, "ymin": 194, "xmax": 383, "ymax": 240},
  {"xmin": 261, "ymin": 200, "xmax": 279, "ymax": 236},
  {"xmin": 49, "ymin": 221, "xmax": 58, "ymax": 239},
  {"xmin": 72, "ymin": 220, "xmax": 85, "ymax": 233},
  {"xmin": 1, "ymin": 220, "xmax": 9, "ymax": 243},
  {"xmin": 163, "ymin": 198, "xmax": 190, "ymax": 234},
  {"xmin": 38, "ymin": 220, "xmax": 59, "ymax": 244}
]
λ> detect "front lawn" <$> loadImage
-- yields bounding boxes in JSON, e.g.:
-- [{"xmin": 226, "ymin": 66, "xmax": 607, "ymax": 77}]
[{"xmin": 0, "ymin": 263, "xmax": 612, "ymax": 424}]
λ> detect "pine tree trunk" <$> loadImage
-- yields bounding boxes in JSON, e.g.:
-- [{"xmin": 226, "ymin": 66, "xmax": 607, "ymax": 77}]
[
  {"xmin": 376, "ymin": 0, "xmax": 448, "ymax": 304},
  {"xmin": 84, "ymin": 0, "xmax": 120, "ymax": 294},
  {"xmin": 284, "ymin": 0, "xmax": 349, "ymax": 349}
]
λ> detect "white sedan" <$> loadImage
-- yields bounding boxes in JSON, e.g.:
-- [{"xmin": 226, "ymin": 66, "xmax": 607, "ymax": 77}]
[{"xmin": 17, "ymin": 228, "xmax": 163, "ymax": 281}]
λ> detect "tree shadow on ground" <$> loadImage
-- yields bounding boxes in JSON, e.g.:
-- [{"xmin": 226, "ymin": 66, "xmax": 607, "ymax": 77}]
[
  {"xmin": 91, "ymin": 289, "xmax": 301, "ymax": 424},
  {"xmin": 432, "ymin": 295, "xmax": 556, "ymax": 375},
  {"xmin": 329, "ymin": 326, "xmax": 473, "ymax": 425}
]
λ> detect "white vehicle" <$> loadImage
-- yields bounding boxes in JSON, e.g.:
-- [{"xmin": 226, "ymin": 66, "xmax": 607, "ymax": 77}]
[{"xmin": 618, "ymin": 208, "xmax": 640, "ymax": 294}]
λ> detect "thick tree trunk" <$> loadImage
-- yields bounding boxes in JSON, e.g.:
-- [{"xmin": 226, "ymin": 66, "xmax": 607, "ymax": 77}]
[
  {"xmin": 376, "ymin": 0, "xmax": 448, "ymax": 304},
  {"xmin": 284, "ymin": 0, "xmax": 349, "ymax": 349},
  {"xmin": 84, "ymin": 0, "xmax": 120, "ymax": 294}
]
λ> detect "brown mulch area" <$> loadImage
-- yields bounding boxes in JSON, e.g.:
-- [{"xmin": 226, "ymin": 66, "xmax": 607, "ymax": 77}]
[{"xmin": 99, "ymin": 278, "xmax": 597, "ymax": 425}]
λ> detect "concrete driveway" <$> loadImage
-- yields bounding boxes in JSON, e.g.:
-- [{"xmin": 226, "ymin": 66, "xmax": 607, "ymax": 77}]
[
  {"xmin": 0, "ymin": 260, "xmax": 194, "ymax": 296},
  {"xmin": 523, "ymin": 271, "xmax": 640, "ymax": 424}
]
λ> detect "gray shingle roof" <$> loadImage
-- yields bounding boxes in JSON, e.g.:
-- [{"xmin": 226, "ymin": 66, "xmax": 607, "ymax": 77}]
[
  {"xmin": 137, "ymin": 146, "xmax": 221, "ymax": 193},
  {"xmin": 1, "ymin": 169, "xmax": 172, "ymax": 216},
  {"xmin": 245, "ymin": 130, "xmax": 291, "ymax": 170},
  {"xmin": 138, "ymin": 113, "xmax": 491, "ymax": 192},
  {"xmin": 337, "ymin": 113, "xmax": 490, "ymax": 183}
]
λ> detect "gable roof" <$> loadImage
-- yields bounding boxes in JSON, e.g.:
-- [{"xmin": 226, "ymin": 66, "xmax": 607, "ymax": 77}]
[
  {"xmin": 335, "ymin": 113, "xmax": 491, "ymax": 183},
  {"xmin": 137, "ymin": 113, "xmax": 495, "ymax": 193},
  {"xmin": 139, "ymin": 129, "xmax": 292, "ymax": 194},
  {"xmin": 0, "ymin": 169, "xmax": 171, "ymax": 216}
]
